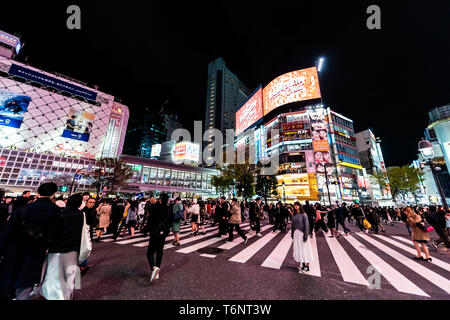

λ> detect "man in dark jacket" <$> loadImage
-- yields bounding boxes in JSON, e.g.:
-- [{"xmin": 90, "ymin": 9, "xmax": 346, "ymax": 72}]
[
  {"xmin": 351, "ymin": 203, "xmax": 366, "ymax": 232},
  {"xmin": 111, "ymin": 200, "xmax": 125, "ymax": 241},
  {"xmin": 146, "ymin": 194, "xmax": 170, "ymax": 285},
  {"xmin": 13, "ymin": 190, "xmax": 31, "ymax": 211},
  {"xmin": 335, "ymin": 202, "xmax": 351, "ymax": 235},
  {"xmin": 0, "ymin": 182, "xmax": 60, "ymax": 300},
  {"xmin": 249, "ymin": 198, "xmax": 262, "ymax": 237},
  {"xmin": 216, "ymin": 197, "xmax": 230, "ymax": 237}
]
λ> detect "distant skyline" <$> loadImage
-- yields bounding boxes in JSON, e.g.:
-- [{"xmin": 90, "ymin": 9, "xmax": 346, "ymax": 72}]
[{"xmin": 1, "ymin": 1, "xmax": 449, "ymax": 166}]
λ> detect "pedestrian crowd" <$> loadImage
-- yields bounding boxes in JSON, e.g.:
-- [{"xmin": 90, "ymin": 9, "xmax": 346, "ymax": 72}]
[{"xmin": 1, "ymin": 184, "xmax": 449, "ymax": 299}]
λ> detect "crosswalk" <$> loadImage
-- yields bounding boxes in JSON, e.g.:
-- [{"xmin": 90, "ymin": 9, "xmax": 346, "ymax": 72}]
[{"xmin": 97, "ymin": 222, "xmax": 450, "ymax": 298}]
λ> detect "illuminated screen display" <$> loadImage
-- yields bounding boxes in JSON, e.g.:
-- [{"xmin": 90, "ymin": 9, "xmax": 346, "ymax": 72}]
[
  {"xmin": 0, "ymin": 62, "xmax": 114, "ymax": 159},
  {"xmin": 174, "ymin": 142, "xmax": 200, "ymax": 162},
  {"xmin": 62, "ymin": 109, "xmax": 95, "ymax": 142},
  {"xmin": 0, "ymin": 89, "xmax": 31, "ymax": 128},
  {"xmin": 263, "ymin": 67, "xmax": 321, "ymax": 115},
  {"xmin": 151, "ymin": 144, "xmax": 162, "ymax": 157},
  {"xmin": 235, "ymin": 87, "xmax": 263, "ymax": 135}
]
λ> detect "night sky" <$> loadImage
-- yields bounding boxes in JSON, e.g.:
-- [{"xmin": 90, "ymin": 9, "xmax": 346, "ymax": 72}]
[{"xmin": 1, "ymin": 1, "xmax": 449, "ymax": 166}]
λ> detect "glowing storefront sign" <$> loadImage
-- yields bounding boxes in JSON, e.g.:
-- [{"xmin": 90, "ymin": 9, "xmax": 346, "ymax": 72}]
[
  {"xmin": 174, "ymin": 142, "xmax": 200, "ymax": 163},
  {"xmin": 263, "ymin": 67, "xmax": 321, "ymax": 115},
  {"xmin": 235, "ymin": 87, "xmax": 263, "ymax": 135}
]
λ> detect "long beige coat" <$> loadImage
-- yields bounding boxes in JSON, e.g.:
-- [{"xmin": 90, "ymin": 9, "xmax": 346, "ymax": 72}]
[
  {"xmin": 407, "ymin": 214, "xmax": 430, "ymax": 242},
  {"xmin": 229, "ymin": 204, "xmax": 242, "ymax": 225},
  {"xmin": 97, "ymin": 204, "xmax": 111, "ymax": 229}
]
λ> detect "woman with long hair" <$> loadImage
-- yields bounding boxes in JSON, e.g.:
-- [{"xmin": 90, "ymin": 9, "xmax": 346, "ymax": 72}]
[
  {"xmin": 403, "ymin": 207, "xmax": 432, "ymax": 262},
  {"xmin": 291, "ymin": 202, "xmax": 314, "ymax": 273},
  {"xmin": 188, "ymin": 198, "xmax": 200, "ymax": 235},
  {"xmin": 96, "ymin": 199, "xmax": 111, "ymax": 242}
]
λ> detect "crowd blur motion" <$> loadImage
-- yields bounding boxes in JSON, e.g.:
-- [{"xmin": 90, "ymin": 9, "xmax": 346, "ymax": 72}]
[{"xmin": 0, "ymin": 184, "xmax": 449, "ymax": 300}]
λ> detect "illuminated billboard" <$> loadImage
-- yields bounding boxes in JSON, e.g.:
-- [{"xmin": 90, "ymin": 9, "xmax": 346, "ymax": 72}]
[
  {"xmin": 263, "ymin": 67, "xmax": 321, "ymax": 115},
  {"xmin": 151, "ymin": 144, "xmax": 162, "ymax": 157},
  {"xmin": 0, "ymin": 89, "xmax": 31, "ymax": 128},
  {"xmin": 174, "ymin": 142, "xmax": 200, "ymax": 163},
  {"xmin": 62, "ymin": 109, "xmax": 95, "ymax": 142},
  {"xmin": 235, "ymin": 87, "xmax": 263, "ymax": 135},
  {"xmin": 0, "ymin": 57, "xmax": 122, "ymax": 159}
]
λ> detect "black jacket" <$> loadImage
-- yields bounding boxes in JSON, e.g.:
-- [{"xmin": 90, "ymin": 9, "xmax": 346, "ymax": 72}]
[
  {"xmin": 0, "ymin": 197, "xmax": 61, "ymax": 298},
  {"xmin": 48, "ymin": 207, "xmax": 83, "ymax": 254},
  {"xmin": 147, "ymin": 202, "xmax": 170, "ymax": 236},
  {"xmin": 352, "ymin": 207, "xmax": 365, "ymax": 218},
  {"xmin": 83, "ymin": 206, "xmax": 97, "ymax": 228},
  {"xmin": 335, "ymin": 206, "xmax": 349, "ymax": 220}
]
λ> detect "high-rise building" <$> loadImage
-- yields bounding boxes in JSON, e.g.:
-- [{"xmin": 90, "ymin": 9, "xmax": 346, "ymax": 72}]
[
  {"xmin": 355, "ymin": 129, "xmax": 391, "ymax": 203},
  {"xmin": 204, "ymin": 57, "xmax": 250, "ymax": 164},
  {"xmin": 123, "ymin": 113, "xmax": 166, "ymax": 159}
]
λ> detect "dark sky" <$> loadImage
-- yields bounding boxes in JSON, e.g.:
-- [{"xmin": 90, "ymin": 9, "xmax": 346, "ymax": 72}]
[{"xmin": 2, "ymin": 0, "xmax": 449, "ymax": 166}]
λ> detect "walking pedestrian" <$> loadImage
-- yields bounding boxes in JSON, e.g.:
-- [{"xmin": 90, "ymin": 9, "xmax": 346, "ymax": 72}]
[
  {"xmin": 335, "ymin": 202, "xmax": 351, "ymax": 235},
  {"xmin": 314, "ymin": 203, "xmax": 329, "ymax": 235},
  {"xmin": 40, "ymin": 193, "xmax": 84, "ymax": 300},
  {"xmin": 96, "ymin": 199, "xmax": 111, "ymax": 242},
  {"xmin": 291, "ymin": 202, "xmax": 313, "ymax": 273},
  {"xmin": 326, "ymin": 205, "xmax": 340, "ymax": 238},
  {"xmin": 146, "ymin": 194, "xmax": 170, "ymax": 285},
  {"xmin": 171, "ymin": 197, "xmax": 183, "ymax": 246},
  {"xmin": 216, "ymin": 197, "xmax": 231, "ymax": 237},
  {"xmin": 226, "ymin": 199, "xmax": 248, "ymax": 243},
  {"xmin": 303, "ymin": 200, "xmax": 316, "ymax": 238},
  {"xmin": 125, "ymin": 200, "xmax": 138, "ymax": 237},
  {"xmin": 404, "ymin": 207, "xmax": 432, "ymax": 262},
  {"xmin": 352, "ymin": 203, "xmax": 367, "ymax": 233},
  {"xmin": 426, "ymin": 206, "xmax": 450, "ymax": 250},
  {"xmin": 0, "ymin": 182, "xmax": 60, "ymax": 300},
  {"xmin": 249, "ymin": 198, "xmax": 262, "ymax": 237}
]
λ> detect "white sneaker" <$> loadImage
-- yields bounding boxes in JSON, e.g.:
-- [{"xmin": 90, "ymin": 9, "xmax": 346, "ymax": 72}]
[
  {"xmin": 150, "ymin": 267, "xmax": 160, "ymax": 284},
  {"xmin": 257, "ymin": 233, "xmax": 262, "ymax": 237},
  {"xmin": 364, "ymin": 229, "xmax": 369, "ymax": 234}
]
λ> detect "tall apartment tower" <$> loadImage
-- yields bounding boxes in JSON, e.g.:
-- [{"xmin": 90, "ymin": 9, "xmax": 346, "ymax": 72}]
[{"xmin": 204, "ymin": 57, "xmax": 250, "ymax": 165}]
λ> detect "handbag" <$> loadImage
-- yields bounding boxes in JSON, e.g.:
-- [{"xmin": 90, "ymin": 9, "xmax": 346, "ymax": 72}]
[
  {"xmin": 362, "ymin": 218, "xmax": 371, "ymax": 230},
  {"xmin": 78, "ymin": 212, "xmax": 92, "ymax": 265}
]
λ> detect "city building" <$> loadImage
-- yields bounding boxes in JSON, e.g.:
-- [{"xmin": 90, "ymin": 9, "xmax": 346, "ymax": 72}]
[
  {"xmin": 123, "ymin": 112, "xmax": 165, "ymax": 159},
  {"xmin": 413, "ymin": 104, "xmax": 450, "ymax": 206},
  {"xmin": 204, "ymin": 57, "xmax": 250, "ymax": 165},
  {"xmin": 120, "ymin": 154, "xmax": 217, "ymax": 198},
  {"xmin": 0, "ymin": 30, "xmax": 129, "ymax": 194},
  {"xmin": 234, "ymin": 67, "xmax": 364, "ymax": 204},
  {"xmin": 355, "ymin": 129, "xmax": 392, "ymax": 204}
]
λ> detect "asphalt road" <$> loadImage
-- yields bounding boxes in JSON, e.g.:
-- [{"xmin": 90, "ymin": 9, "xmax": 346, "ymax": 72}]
[{"xmin": 73, "ymin": 219, "xmax": 450, "ymax": 300}]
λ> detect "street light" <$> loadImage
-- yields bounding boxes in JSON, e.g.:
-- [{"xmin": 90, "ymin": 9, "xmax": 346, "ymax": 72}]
[
  {"xmin": 418, "ymin": 138, "xmax": 449, "ymax": 211},
  {"xmin": 317, "ymin": 57, "xmax": 325, "ymax": 72}
]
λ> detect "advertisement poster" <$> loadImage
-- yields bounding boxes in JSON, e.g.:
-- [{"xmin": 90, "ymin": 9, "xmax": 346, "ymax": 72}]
[
  {"xmin": 0, "ymin": 89, "xmax": 32, "ymax": 128},
  {"xmin": 309, "ymin": 107, "xmax": 332, "ymax": 175},
  {"xmin": 263, "ymin": 67, "xmax": 321, "ymax": 115},
  {"xmin": 235, "ymin": 87, "xmax": 263, "ymax": 135},
  {"xmin": 62, "ymin": 109, "xmax": 95, "ymax": 142}
]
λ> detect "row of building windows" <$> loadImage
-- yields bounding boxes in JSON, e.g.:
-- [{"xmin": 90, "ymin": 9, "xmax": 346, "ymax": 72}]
[
  {"xmin": 338, "ymin": 154, "xmax": 361, "ymax": 166},
  {"xmin": 126, "ymin": 164, "xmax": 215, "ymax": 190},
  {"xmin": 336, "ymin": 143, "xmax": 359, "ymax": 157},
  {"xmin": 332, "ymin": 115, "xmax": 354, "ymax": 130}
]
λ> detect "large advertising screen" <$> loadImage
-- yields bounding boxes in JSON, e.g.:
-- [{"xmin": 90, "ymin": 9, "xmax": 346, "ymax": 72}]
[
  {"xmin": 235, "ymin": 87, "xmax": 263, "ymax": 136},
  {"xmin": 309, "ymin": 108, "xmax": 332, "ymax": 175},
  {"xmin": 0, "ymin": 66, "xmax": 113, "ymax": 159},
  {"xmin": 0, "ymin": 89, "xmax": 31, "ymax": 128},
  {"xmin": 263, "ymin": 67, "xmax": 321, "ymax": 115},
  {"xmin": 174, "ymin": 142, "xmax": 200, "ymax": 163},
  {"xmin": 62, "ymin": 109, "xmax": 95, "ymax": 142}
]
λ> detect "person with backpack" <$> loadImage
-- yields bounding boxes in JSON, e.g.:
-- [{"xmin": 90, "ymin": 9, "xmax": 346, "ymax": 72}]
[
  {"xmin": 171, "ymin": 197, "xmax": 184, "ymax": 246},
  {"xmin": 404, "ymin": 207, "xmax": 432, "ymax": 262},
  {"xmin": 0, "ymin": 182, "xmax": 61, "ymax": 300}
]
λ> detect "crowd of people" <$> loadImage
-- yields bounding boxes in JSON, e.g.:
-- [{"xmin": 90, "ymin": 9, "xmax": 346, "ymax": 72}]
[{"xmin": 0, "ymin": 184, "xmax": 449, "ymax": 300}]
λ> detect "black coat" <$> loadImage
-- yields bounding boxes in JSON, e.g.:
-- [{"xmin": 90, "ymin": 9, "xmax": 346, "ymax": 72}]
[
  {"xmin": 0, "ymin": 198, "xmax": 61, "ymax": 299},
  {"xmin": 147, "ymin": 202, "xmax": 170, "ymax": 236},
  {"xmin": 48, "ymin": 207, "xmax": 83, "ymax": 254}
]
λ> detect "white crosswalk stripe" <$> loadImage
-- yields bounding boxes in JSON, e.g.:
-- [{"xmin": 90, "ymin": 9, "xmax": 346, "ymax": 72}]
[
  {"xmin": 307, "ymin": 235, "xmax": 321, "ymax": 277},
  {"xmin": 229, "ymin": 230, "xmax": 280, "ymax": 263},
  {"xmin": 324, "ymin": 235, "xmax": 369, "ymax": 285},
  {"xmin": 261, "ymin": 231, "xmax": 292, "ymax": 269},
  {"xmin": 219, "ymin": 225, "xmax": 272, "ymax": 250},
  {"xmin": 345, "ymin": 234, "xmax": 429, "ymax": 297},
  {"xmin": 359, "ymin": 234, "xmax": 450, "ymax": 294}
]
